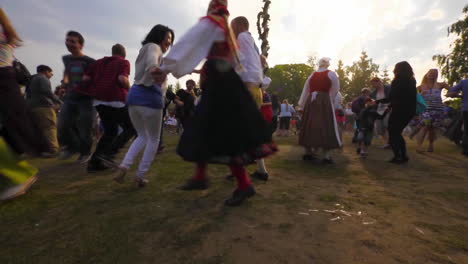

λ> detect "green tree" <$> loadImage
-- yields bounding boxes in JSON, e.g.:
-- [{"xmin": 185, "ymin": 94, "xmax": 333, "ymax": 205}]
[
  {"xmin": 167, "ymin": 84, "xmax": 174, "ymax": 94},
  {"xmin": 335, "ymin": 59, "xmax": 350, "ymax": 101},
  {"xmin": 380, "ymin": 68, "xmax": 391, "ymax": 85},
  {"xmin": 268, "ymin": 63, "xmax": 313, "ymax": 105},
  {"xmin": 433, "ymin": 5, "xmax": 468, "ymax": 85},
  {"xmin": 307, "ymin": 55, "xmax": 318, "ymax": 68},
  {"xmin": 175, "ymin": 81, "xmax": 182, "ymax": 91},
  {"xmin": 345, "ymin": 51, "xmax": 380, "ymax": 100}
]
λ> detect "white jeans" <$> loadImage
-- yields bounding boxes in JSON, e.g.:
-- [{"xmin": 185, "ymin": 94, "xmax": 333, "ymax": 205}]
[{"xmin": 121, "ymin": 105, "xmax": 163, "ymax": 178}]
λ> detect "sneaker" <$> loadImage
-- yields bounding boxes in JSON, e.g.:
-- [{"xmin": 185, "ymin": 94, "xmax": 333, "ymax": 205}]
[
  {"xmin": 113, "ymin": 166, "xmax": 128, "ymax": 184},
  {"xmin": 382, "ymin": 144, "xmax": 391, "ymax": 149},
  {"xmin": 251, "ymin": 171, "xmax": 269, "ymax": 181},
  {"xmin": 224, "ymin": 185, "xmax": 256, "ymax": 207},
  {"xmin": 76, "ymin": 154, "xmax": 91, "ymax": 164},
  {"xmin": 360, "ymin": 152, "xmax": 368, "ymax": 158},
  {"xmin": 135, "ymin": 177, "xmax": 149, "ymax": 188},
  {"xmin": 58, "ymin": 150, "xmax": 76, "ymax": 160},
  {"xmin": 178, "ymin": 178, "xmax": 209, "ymax": 191},
  {"xmin": 0, "ymin": 175, "xmax": 37, "ymax": 201},
  {"xmin": 322, "ymin": 158, "xmax": 335, "ymax": 165}
]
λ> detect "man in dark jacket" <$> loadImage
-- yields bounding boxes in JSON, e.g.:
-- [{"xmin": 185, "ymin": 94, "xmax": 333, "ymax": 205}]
[{"xmin": 27, "ymin": 65, "xmax": 62, "ymax": 155}]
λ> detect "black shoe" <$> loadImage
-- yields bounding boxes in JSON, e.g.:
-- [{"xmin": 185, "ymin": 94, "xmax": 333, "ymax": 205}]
[
  {"xmin": 87, "ymin": 162, "xmax": 111, "ymax": 173},
  {"xmin": 224, "ymin": 185, "xmax": 256, "ymax": 207},
  {"xmin": 97, "ymin": 154, "xmax": 118, "ymax": 168},
  {"xmin": 303, "ymin": 154, "xmax": 318, "ymax": 161},
  {"xmin": 157, "ymin": 145, "xmax": 166, "ymax": 154},
  {"xmin": 356, "ymin": 148, "xmax": 361, "ymax": 154},
  {"xmin": 322, "ymin": 158, "xmax": 335, "ymax": 165},
  {"xmin": 388, "ymin": 157, "xmax": 408, "ymax": 164},
  {"xmin": 251, "ymin": 171, "xmax": 269, "ymax": 181},
  {"xmin": 462, "ymin": 151, "xmax": 468, "ymax": 157},
  {"xmin": 179, "ymin": 178, "xmax": 209, "ymax": 190},
  {"xmin": 225, "ymin": 174, "xmax": 234, "ymax": 180}
]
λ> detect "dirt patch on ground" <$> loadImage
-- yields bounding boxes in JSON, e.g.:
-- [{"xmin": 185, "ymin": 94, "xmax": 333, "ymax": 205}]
[{"xmin": 1, "ymin": 134, "xmax": 467, "ymax": 264}]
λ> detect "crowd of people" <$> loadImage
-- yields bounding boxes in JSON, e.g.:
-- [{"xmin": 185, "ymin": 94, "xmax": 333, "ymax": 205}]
[{"xmin": 1, "ymin": 0, "xmax": 467, "ymax": 205}]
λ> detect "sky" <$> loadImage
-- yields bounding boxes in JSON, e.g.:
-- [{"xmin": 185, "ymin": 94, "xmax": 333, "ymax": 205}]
[{"xmin": 2, "ymin": 0, "xmax": 466, "ymax": 89}]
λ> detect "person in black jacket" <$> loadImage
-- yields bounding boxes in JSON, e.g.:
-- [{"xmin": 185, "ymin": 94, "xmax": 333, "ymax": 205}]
[{"xmin": 387, "ymin": 61, "xmax": 417, "ymax": 164}]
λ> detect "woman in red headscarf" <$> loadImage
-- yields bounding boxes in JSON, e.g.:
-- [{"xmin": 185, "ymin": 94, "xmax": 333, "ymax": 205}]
[{"xmin": 160, "ymin": 0, "xmax": 277, "ymax": 206}]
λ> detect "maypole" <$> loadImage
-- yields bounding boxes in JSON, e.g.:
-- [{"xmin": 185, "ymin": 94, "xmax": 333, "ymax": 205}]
[{"xmin": 257, "ymin": 0, "xmax": 271, "ymax": 58}]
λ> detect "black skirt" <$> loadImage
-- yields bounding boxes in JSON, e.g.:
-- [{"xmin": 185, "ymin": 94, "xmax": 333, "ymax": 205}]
[
  {"xmin": 0, "ymin": 67, "xmax": 50, "ymax": 155},
  {"xmin": 177, "ymin": 59, "xmax": 277, "ymax": 165}
]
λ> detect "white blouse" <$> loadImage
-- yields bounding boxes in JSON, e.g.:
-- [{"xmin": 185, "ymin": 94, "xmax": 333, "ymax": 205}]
[
  {"xmin": 134, "ymin": 43, "xmax": 163, "ymax": 87},
  {"xmin": 237, "ymin": 32, "xmax": 263, "ymax": 84},
  {"xmin": 161, "ymin": 18, "xmax": 225, "ymax": 78}
]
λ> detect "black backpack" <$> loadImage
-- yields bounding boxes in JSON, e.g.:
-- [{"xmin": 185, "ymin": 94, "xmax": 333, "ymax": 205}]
[{"xmin": 13, "ymin": 59, "xmax": 32, "ymax": 86}]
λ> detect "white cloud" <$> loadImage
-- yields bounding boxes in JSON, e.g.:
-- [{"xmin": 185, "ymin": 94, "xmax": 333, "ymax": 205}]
[{"xmin": 3, "ymin": 0, "xmax": 467, "ymax": 87}]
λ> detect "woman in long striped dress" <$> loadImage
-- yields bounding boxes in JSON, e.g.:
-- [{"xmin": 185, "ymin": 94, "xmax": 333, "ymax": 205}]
[{"xmin": 415, "ymin": 69, "xmax": 449, "ymax": 153}]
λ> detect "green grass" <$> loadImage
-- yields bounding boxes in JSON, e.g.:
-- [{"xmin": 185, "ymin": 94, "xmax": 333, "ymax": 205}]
[{"xmin": 1, "ymin": 132, "xmax": 468, "ymax": 263}]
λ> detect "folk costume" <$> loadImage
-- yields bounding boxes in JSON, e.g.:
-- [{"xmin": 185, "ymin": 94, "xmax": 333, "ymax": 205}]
[
  {"xmin": 161, "ymin": 0, "xmax": 276, "ymax": 206},
  {"xmin": 298, "ymin": 58, "xmax": 341, "ymax": 163},
  {"xmin": 236, "ymin": 27, "xmax": 271, "ymax": 181}
]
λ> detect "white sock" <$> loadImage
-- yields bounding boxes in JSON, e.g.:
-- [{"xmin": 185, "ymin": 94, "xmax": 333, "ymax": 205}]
[{"xmin": 256, "ymin": 159, "xmax": 268, "ymax": 174}]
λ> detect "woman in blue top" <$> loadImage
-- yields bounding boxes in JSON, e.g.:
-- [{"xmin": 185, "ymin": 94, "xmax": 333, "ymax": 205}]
[
  {"xmin": 278, "ymin": 99, "xmax": 295, "ymax": 137},
  {"xmin": 113, "ymin": 25, "xmax": 174, "ymax": 187}
]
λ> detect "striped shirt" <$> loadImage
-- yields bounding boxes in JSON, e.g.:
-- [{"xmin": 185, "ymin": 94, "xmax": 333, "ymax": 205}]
[{"xmin": 421, "ymin": 89, "xmax": 444, "ymax": 112}]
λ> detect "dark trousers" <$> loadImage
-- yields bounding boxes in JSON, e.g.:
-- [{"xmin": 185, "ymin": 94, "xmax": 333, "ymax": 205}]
[
  {"xmin": 271, "ymin": 115, "xmax": 278, "ymax": 134},
  {"xmin": 279, "ymin": 117, "xmax": 291, "ymax": 130},
  {"xmin": 463, "ymin": 111, "xmax": 468, "ymax": 154},
  {"xmin": 57, "ymin": 97, "xmax": 94, "ymax": 155},
  {"xmin": 388, "ymin": 113, "xmax": 413, "ymax": 159},
  {"xmin": 352, "ymin": 119, "xmax": 361, "ymax": 143},
  {"xmin": 90, "ymin": 105, "xmax": 136, "ymax": 164}
]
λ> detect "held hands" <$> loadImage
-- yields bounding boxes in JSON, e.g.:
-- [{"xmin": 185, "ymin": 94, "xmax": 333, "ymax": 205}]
[{"xmin": 150, "ymin": 67, "xmax": 167, "ymax": 85}]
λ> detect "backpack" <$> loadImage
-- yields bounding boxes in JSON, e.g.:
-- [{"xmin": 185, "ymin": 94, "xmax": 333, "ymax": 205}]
[
  {"xmin": 13, "ymin": 59, "xmax": 32, "ymax": 86},
  {"xmin": 415, "ymin": 93, "xmax": 427, "ymax": 115}
]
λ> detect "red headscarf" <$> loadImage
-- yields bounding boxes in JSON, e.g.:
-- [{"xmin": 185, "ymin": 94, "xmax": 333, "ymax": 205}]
[{"xmin": 203, "ymin": 0, "xmax": 240, "ymax": 65}]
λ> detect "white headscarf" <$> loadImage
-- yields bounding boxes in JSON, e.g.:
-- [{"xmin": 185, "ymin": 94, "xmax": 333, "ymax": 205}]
[{"xmin": 318, "ymin": 57, "xmax": 331, "ymax": 68}]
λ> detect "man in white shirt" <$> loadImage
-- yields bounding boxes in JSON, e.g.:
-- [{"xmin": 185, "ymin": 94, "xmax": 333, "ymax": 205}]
[
  {"xmin": 231, "ymin": 16, "xmax": 270, "ymax": 181},
  {"xmin": 231, "ymin": 16, "xmax": 264, "ymax": 108}
]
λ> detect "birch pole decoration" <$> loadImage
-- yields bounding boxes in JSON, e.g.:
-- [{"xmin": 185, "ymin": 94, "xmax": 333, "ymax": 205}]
[{"xmin": 257, "ymin": 0, "xmax": 271, "ymax": 58}]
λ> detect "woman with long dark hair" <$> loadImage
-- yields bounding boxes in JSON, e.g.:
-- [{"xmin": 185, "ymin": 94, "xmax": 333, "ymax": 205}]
[
  {"xmin": 113, "ymin": 24, "xmax": 174, "ymax": 187},
  {"xmin": 387, "ymin": 61, "xmax": 417, "ymax": 164}
]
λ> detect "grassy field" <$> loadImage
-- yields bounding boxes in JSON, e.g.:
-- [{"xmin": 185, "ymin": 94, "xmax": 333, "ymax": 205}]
[{"xmin": 1, "ymin": 131, "xmax": 467, "ymax": 264}]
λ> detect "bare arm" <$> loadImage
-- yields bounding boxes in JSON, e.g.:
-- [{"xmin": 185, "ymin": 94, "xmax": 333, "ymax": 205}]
[{"xmin": 118, "ymin": 75, "xmax": 130, "ymax": 90}]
